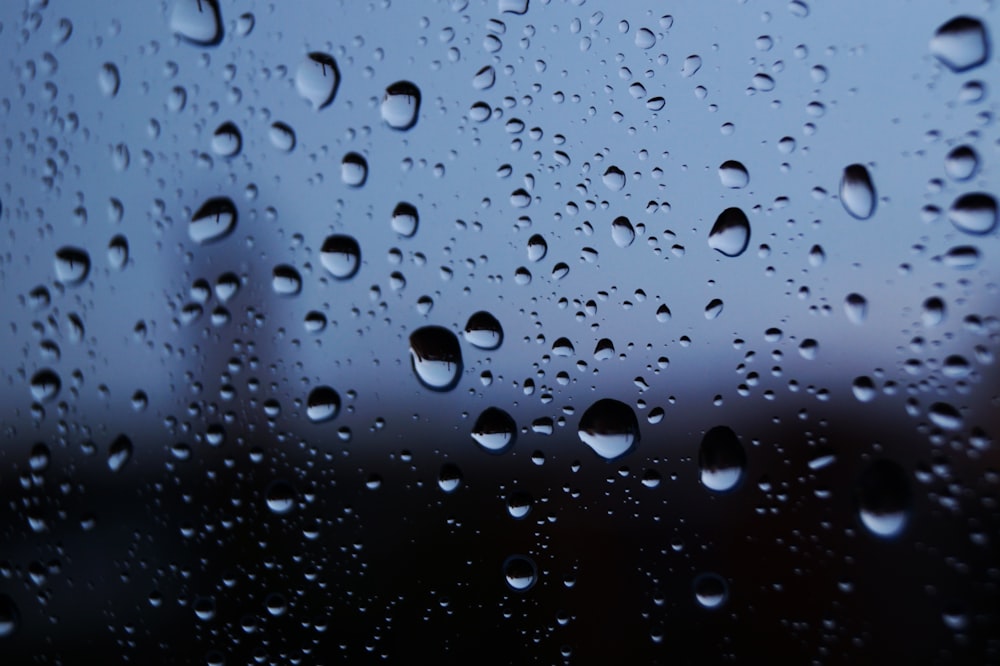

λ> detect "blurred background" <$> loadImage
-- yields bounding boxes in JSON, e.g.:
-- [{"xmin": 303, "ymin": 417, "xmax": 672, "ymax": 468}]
[{"xmin": 0, "ymin": 0, "xmax": 998, "ymax": 663}]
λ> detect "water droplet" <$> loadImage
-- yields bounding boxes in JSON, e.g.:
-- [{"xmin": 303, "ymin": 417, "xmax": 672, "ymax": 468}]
[
  {"xmin": 107, "ymin": 434, "xmax": 133, "ymax": 472},
  {"xmin": 269, "ymin": 122, "xmax": 296, "ymax": 152},
  {"xmin": 409, "ymin": 326, "xmax": 463, "ymax": 391},
  {"xmin": 170, "ymin": 0, "xmax": 223, "ymax": 47},
  {"xmin": 341, "ymin": 153, "xmax": 368, "ymax": 187},
  {"xmin": 681, "ymin": 55, "xmax": 702, "ymax": 78},
  {"xmin": 694, "ymin": 573, "xmax": 729, "ymax": 609},
  {"xmin": 473, "ymin": 65, "xmax": 496, "ymax": 90},
  {"xmin": 503, "ymin": 555, "xmax": 537, "ymax": 591},
  {"xmin": 29, "ymin": 443, "xmax": 51, "ymax": 473},
  {"xmin": 320, "ymin": 234, "xmax": 361, "ymax": 280},
  {"xmin": 948, "ymin": 193, "xmax": 997, "ymax": 235},
  {"xmin": 840, "ymin": 164, "xmax": 876, "ymax": 220},
  {"xmin": 944, "ymin": 145, "xmax": 978, "ymax": 181},
  {"xmin": 189, "ymin": 197, "xmax": 237, "ymax": 244},
  {"xmin": 464, "ymin": 311, "xmax": 504, "ymax": 350},
  {"xmin": 704, "ymin": 299, "xmax": 724, "ymax": 320},
  {"xmin": 928, "ymin": 402, "xmax": 962, "ymax": 430},
  {"xmin": 921, "ymin": 296, "xmax": 946, "ymax": 327},
  {"xmin": 708, "ymin": 207, "xmax": 750, "ymax": 257},
  {"xmin": 306, "ymin": 386, "xmax": 340, "ymax": 423},
  {"xmin": 942, "ymin": 245, "xmax": 980, "ymax": 269},
  {"xmin": 107, "ymin": 235, "xmax": 128, "ymax": 270},
  {"xmin": 471, "ymin": 406, "xmax": 516, "ymax": 454},
  {"xmin": 0, "ymin": 595, "xmax": 19, "ymax": 637},
  {"xmin": 857, "ymin": 459, "xmax": 910, "ymax": 538},
  {"xmin": 506, "ymin": 491, "xmax": 533, "ymax": 519},
  {"xmin": 844, "ymin": 293, "xmax": 867, "ymax": 324},
  {"xmin": 602, "ymin": 166, "xmax": 626, "ymax": 191},
  {"xmin": 930, "ymin": 16, "xmax": 989, "ymax": 73},
  {"xmin": 98, "ymin": 62, "xmax": 120, "ymax": 97},
  {"xmin": 391, "ymin": 202, "xmax": 419, "ymax": 237},
  {"xmin": 851, "ymin": 376, "xmax": 876, "ymax": 402},
  {"xmin": 381, "ymin": 81, "xmax": 421, "ymax": 131},
  {"xmin": 635, "ymin": 28, "xmax": 656, "ymax": 49},
  {"xmin": 699, "ymin": 426, "xmax": 745, "ymax": 492},
  {"xmin": 611, "ymin": 216, "xmax": 635, "ymax": 248},
  {"xmin": 54, "ymin": 247, "xmax": 90, "ymax": 285},
  {"xmin": 718, "ymin": 160, "xmax": 749, "ymax": 189},
  {"xmin": 578, "ymin": 398, "xmax": 640, "ymax": 461},
  {"xmin": 438, "ymin": 463, "xmax": 463, "ymax": 493},
  {"xmin": 295, "ymin": 53, "xmax": 340, "ymax": 110},
  {"xmin": 265, "ymin": 480, "xmax": 296, "ymax": 514},
  {"xmin": 30, "ymin": 369, "xmax": 60, "ymax": 402},
  {"xmin": 656, "ymin": 304, "xmax": 672, "ymax": 323},
  {"xmin": 498, "ymin": 0, "xmax": 529, "ymax": 15},
  {"xmin": 211, "ymin": 121, "xmax": 241, "ymax": 157},
  {"xmin": 527, "ymin": 234, "xmax": 547, "ymax": 261},
  {"xmin": 215, "ymin": 272, "xmax": 240, "ymax": 301},
  {"xmin": 271, "ymin": 265, "xmax": 302, "ymax": 296},
  {"xmin": 751, "ymin": 73, "xmax": 775, "ymax": 91}
]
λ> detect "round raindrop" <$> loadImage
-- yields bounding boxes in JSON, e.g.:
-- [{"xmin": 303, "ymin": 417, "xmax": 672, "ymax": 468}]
[
  {"xmin": 578, "ymin": 398, "xmax": 640, "ymax": 461},
  {"xmin": 948, "ymin": 193, "xmax": 997, "ymax": 235},
  {"xmin": 611, "ymin": 216, "xmax": 635, "ymax": 248},
  {"xmin": 944, "ymin": 145, "xmax": 978, "ymax": 181},
  {"xmin": 438, "ymin": 463, "xmax": 463, "ymax": 493},
  {"xmin": 381, "ymin": 81, "xmax": 421, "ymax": 130},
  {"xmin": 30, "ymin": 369, "xmax": 60, "ymax": 402},
  {"xmin": 464, "ymin": 311, "xmax": 504, "ymax": 350},
  {"xmin": 602, "ymin": 166, "xmax": 626, "ymax": 191},
  {"xmin": 391, "ymin": 202, "xmax": 419, "ymax": 237},
  {"xmin": 718, "ymin": 160, "xmax": 749, "ymax": 189},
  {"xmin": 704, "ymin": 299, "xmax": 724, "ymax": 320},
  {"xmin": 693, "ymin": 573, "xmax": 729, "ymax": 609},
  {"xmin": 471, "ymin": 406, "xmax": 516, "ymax": 454},
  {"xmin": 928, "ymin": 402, "xmax": 962, "ymax": 430},
  {"xmin": 211, "ymin": 122, "xmax": 242, "ymax": 157},
  {"xmin": 341, "ymin": 153, "xmax": 368, "ymax": 187},
  {"xmin": 506, "ymin": 491, "xmax": 533, "ymax": 519},
  {"xmin": 306, "ymin": 386, "xmax": 340, "ymax": 423},
  {"xmin": 320, "ymin": 234, "xmax": 361, "ymax": 280},
  {"xmin": 708, "ymin": 207, "xmax": 750, "ymax": 257},
  {"xmin": 844, "ymin": 293, "xmax": 868, "ymax": 324},
  {"xmin": 170, "ymin": 0, "xmax": 223, "ymax": 47},
  {"xmin": 269, "ymin": 122, "xmax": 296, "ymax": 152},
  {"xmin": 698, "ymin": 426, "xmax": 745, "ymax": 492},
  {"xmin": 54, "ymin": 247, "xmax": 90, "ymax": 285},
  {"xmin": 840, "ymin": 164, "xmax": 876, "ymax": 220},
  {"xmin": 265, "ymin": 480, "xmax": 296, "ymax": 515},
  {"xmin": 409, "ymin": 326, "xmax": 463, "ymax": 391},
  {"xmin": 930, "ymin": 16, "xmax": 989, "ymax": 73},
  {"xmin": 189, "ymin": 197, "xmax": 237, "ymax": 244},
  {"xmin": 271, "ymin": 265, "xmax": 302, "ymax": 296},
  {"xmin": 472, "ymin": 65, "xmax": 496, "ymax": 90},
  {"xmin": 503, "ymin": 555, "xmax": 537, "ymax": 592},
  {"xmin": 857, "ymin": 459, "xmax": 910, "ymax": 538},
  {"xmin": 295, "ymin": 52, "xmax": 339, "ymax": 110}
]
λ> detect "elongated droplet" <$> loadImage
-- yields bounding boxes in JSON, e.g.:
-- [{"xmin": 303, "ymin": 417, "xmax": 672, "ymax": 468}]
[
  {"xmin": 409, "ymin": 326, "xmax": 463, "ymax": 391},
  {"xmin": 320, "ymin": 234, "xmax": 361, "ymax": 280},
  {"xmin": 54, "ymin": 247, "xmax": 90, "ymax": 285},
  {"xmin": 948, "ymin": 193, "xmax": 997, "ymax": 235},
  {"xmin": 295, "ymin": 52, "xmax": 339, "ymax": 110},
  {"xmin": 930, "ymin": 16, "xmax": 989, "ymax": 73},
  {"xmin": 381, "ymin": 81, "xmax": 421, "ymax": 130},
  {"xmin": 107, "ymin": 434, "xmax": 133, "ymax": 472},
  {"xmin": 503, "ymin": 555, "xmax": 537, "ymax": 591},
  {"xmin": 211, "ymin": 122, "xmax": 242, "ymax": 157},
  {"xmin": 306, "ymin": 386, "xmax": 340, "ymax": 423},
  {"xmin": 857, "ymin": 459, "xmax": 910, "ymax": 538},
  {"xmin": 578, "ymin": 398, "xmax": 640, "ymax": 461},
  {"xmin": 840, "ymin": 164, "xmax": 876, "ymax": 220},
  {"xmin": 341, "ymin": 153, "xmax": 368, "ymax": 187},
  {"xmin": 189, "ymin": 197, "xmax": 237, "ymax": 244},
  {"xmin": 391, "ymin": 202, "xmax": 419, "ymax": 237},
  {"xmin": 611, "ymin": 216, "xmax": 635, "ymax": 248},
  {"xmin": 170, "ymin": 0, "xmax": 223, "ymax": 47},
  {"xmin": 718, "ymin": 160, "xmax": 749, "ymax": 188},
  {"xmin": 708, "ymin": 207, "xmax": 750, "ymax": 257},
  {"xmin": 699, "ymin": 426, "xmax": 745, "ymax": 492}
]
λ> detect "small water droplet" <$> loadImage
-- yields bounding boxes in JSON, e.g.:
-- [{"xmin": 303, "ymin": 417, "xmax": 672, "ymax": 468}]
[
  {"xmin": 928, "ymin": 402, "xmax": 962, "ymax": 430},
  {"xmin": 930, "ymin": 16, "xmax": 989, "ymax": 73},
  {"xmin": 381, "ymin": 81, "xmax": 421, "ymax": 131},
  {"xmin": 704, "ymin": 299, "xmax": 724, "ymax": 320},
  {"xmin": 295, "ymin": 52, "xmax": 340, "ymax": 110},
  {"xmin": 269, "ymin": 122, "xmax": 296, "ymax": 152},
  {"xmin": 602, "ymin": 166, "xmax": 626, "ymax": 191},
  {"xmin": 107, "ymin": 434, "xmax": 133, "ymax": 472},
  {"xmin": 578, "ymin": 398, "xmax": 640, "ymax": 461},
  {"xmin": 857, "ymin": 459, "xmax": 910, "ymax": 538},
  {"xmin": 693, "ymin": 573, "xmax": 729, "ymax": 609},
  {"xmin": 271, "ymin": 265, "xmax": 302, "ymax": 296},
  {"xmin": 170, "ymin": 0, "xmax": 223, "ymax": 47},
  {"xmin": 708, "ymin": 207, "xmax": 750, "ymax": 257},
  {"xmin": 341, "ymin": 153, "xmax": 368, "ymax": 187},
  {"xmin": 844, "ymin": 293, "xmax": 867, "ymax": 324},
  {"xmin": 211, "ymin": 121, "xmax": 242, "ymax": 157},
  {"xmin": 944, "ymin": 145, "xmax": 978, "ymax": 181},
  {"xmin": 840, "ymin": 164, "xmax": 876, "ymax": 220},
  {"xmin": 409, "ymin": 326, "xmax": 463, "ymax": 391},
  {"xmin": 506, "ymin": 491, "xmax": 533, "ymax": 519},
  {"xmin": 438, "ymin": 463, "xmax": 463, "ymax": 493},
  {"xmin": 851, "ymin": 376, "xmax": 876, "ymax": 402},
  {"xmin": 699, "ymin": 426, "xmax": 745, "ymax": 492},
  {"xmin": 30, "ymin": 369, "xmax": 60, "ymax": 402},
  {"xmin": 98, "ymin": 62, "xmax": 120, "ymax": 97},
  {"xmin": 189, "ymin": 197, "xmax": 237, "ymax": 244},
  {"xmin": 54, "ymin": 247, "xmax": 90, "ymax": 285},
  {"xmin": 107, "ymin": 234, "xmax": 128, "ymax": 270},
  {"xmin": 320, "ymin": 234, "xmax": 361, "ymax": 280},
  {"xmin": 391, "ymin": 202, "xmax": 419, "ymax": 237},
  {"xmin": 471, "ymin": 406, "xmax": 516, "ymax": 454},
  {"xmin": 718, "ymin": 160, "xmax": 749, "ymax": 189},
  {"xmin": 503, "ymin": 555, "xmax": 537, "ymax": 591},
  {"xmin": 948, "ymin": 193, "xmax": 997, "ymax": 235},
  {"xmin": 464, "ymin": 311, "xmax": 504, "ymax": 350},
  {"xmin": 265, "ymin": 480, "xmax": 296, "ymax": 514},
  {"xmin": 306, "ymin": 386, "xmax": 340, "ymax": 423},
  {"xmin": 681, "ymin": 54, "xmax": 702, "ymax": 78},
  {"xmin": 921, "ymin": 296, "xmax": 946, "ymax": 327}
]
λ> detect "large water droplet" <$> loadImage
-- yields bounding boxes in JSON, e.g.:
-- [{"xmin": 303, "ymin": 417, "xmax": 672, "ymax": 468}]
[
  {"xmin": 320, "ymin": 234, "xmax": 361, "ymax": 280},
  {"xmin": 271, "ymin": 265, "xmax": 302, "ymax": 296},
  {"xmin": 107, "ymin": 434, "xmax": 133, "ymax": 472},
  {"xmin": 527, "ymin": 234, "xmax": 547, "ymax": 261},
  {"xmin": 54, "ymin": 247, "xmax": 90, "ymax": 285},
  {"xmin": 170, "ymin": 0, "xmax": 223, "ymax": 47},
  {"xmin": 409, "ymin": 326, "xmax": 463, "ymax": 391},
  {"xmin": 306, "ymin": 386, "xmax": 340, "ymax": 423},
  {"xmin": 699, "ymin": 426, "xmax": 745, "ymax": 492},
  {"xmin": 944, "ymin": 145, "xmax": 978, "ymax": 181},
  {"xmin": 840, "ymin": 164, "xmax": 876, "ymax": 220},
  {"xmin": 391, "ymin": 202, "xmax": 419, "ymax": 237},
  {"xmin": 30, "ymin": 369, "xmax": 60, "ymax": 402},
  {"xmin": 464, "ymin": 311, "xmax": 504, "ymax": 350},
  {"xmin": 708, "ymin": 207, "xmax": 750, "ymax": 257},
  {"xmin": 928, "ymin": 402, "xmax": 962, "ymax": 430},
  {"xmin": 341, "ymin": 153, "xmax": 368, "ymax": 187},
  {"xmin": 948, "ymin": 193, "xmax": 997, "ymax": 235},
  {"xmin": 503, "ymin": 555, "xmax": 537, "ymax": 591},
  {"xmin": 472, "ymin": 65, "xmax": 496, "ymax": 90},
  {"xmin": 857, "ymin": 459, "xmax": 910, "ymax": 538},
  {"xmin": 611, "ymin": 216, "xmax": 635, "ymax": 248},
  {"xmin": 189, "ymin": 197, "xmax": 237, "ymax": 244},
  {"xmin": 930, "ymin": 16, "xmax": 989, "ymax": 73},
  {"xmin": 211, "ymin": 122, "xmax": 241, "ymax": 157},
  {"xmin": 693, "ymin": 573, "xmax": 729, "ymax": 609},
  {"xmin": 602, "ymin": 166, "xmax": 626, "ymax": 191},
  {"xmin": 269, "ymin": 122, "xmax": 296, "ymax": 152},
  {"xmin": 295, "ymin": 53, "xmax": 339, "ymax": 110},
  {"xmin": 718, "ymin": 160, "xmax": 749, "ymax": 189},
  {"xmin": 471, "ymin": 406, "xmax": 516, "ymax": 454},
  {"xmin": 578, "ymin": 398, "xmax": 640, "ymax": 461},
  {"xmin": 506, "ymin": 491, "xmax": 533, "ymax": 519},
  {"xmin": 381, "ymin": 81, "xmax": 421, "ymax": 131},
  {"xmin": 265, "ymin": 480, "xmax": 296, "ymax": 514},
  {"xmin": 681, "ymin": 54, "xmax": 702, "ymax": 78},
  {"xmin": 498, "ymin": 0, "xmax": 529, "ymax": 15}
]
